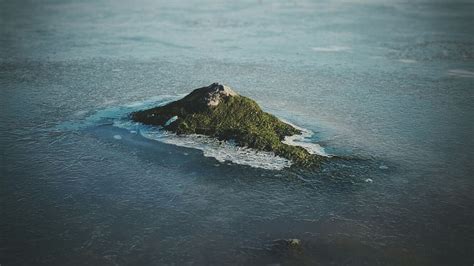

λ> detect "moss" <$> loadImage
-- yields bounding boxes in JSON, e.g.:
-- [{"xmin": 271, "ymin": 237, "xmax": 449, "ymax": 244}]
[{"xmin": 131, "ymin": 84, "xmax": 324, "ymax": 167}]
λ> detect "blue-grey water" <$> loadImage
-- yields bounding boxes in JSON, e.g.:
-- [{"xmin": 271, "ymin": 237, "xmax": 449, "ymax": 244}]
[{"xmin": 1, "ymin": 0, "xmax": 473, "ymax": 265}]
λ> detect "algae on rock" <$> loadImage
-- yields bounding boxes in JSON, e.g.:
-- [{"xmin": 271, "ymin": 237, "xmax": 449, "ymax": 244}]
[{"xmin": 131, "ymin": 83, "xmax": 323, "ymax": 167}]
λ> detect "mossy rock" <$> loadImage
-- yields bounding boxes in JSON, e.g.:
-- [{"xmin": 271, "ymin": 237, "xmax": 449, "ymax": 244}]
[{"xmin": 131, "ymin": 83, "xmax": 324, "ymax": 168}]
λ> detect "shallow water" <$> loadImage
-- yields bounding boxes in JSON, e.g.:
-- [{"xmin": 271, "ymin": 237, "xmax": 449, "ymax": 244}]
[{"xmin": 1, "ymin": 0, "xmax": 473, "ymax": 265}]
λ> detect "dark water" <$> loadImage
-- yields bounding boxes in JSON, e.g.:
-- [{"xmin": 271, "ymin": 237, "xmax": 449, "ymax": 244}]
[{"xmin": 1, "ymin": 0, "xmax": 473, "ymax": 265}]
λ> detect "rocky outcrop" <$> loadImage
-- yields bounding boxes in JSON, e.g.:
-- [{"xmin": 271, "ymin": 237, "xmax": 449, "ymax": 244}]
[
  {"xmin": 202, "ymin": 83, "xmax": 237, "ymax": 106},
  {"xmin": 131, "ymin": 83, "xmax": 323, "ymax": 167}
]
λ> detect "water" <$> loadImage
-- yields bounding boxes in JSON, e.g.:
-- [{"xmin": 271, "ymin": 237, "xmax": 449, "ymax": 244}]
[{"xmin": 1, "ymin": 0, "xmax": 473, "ymax": 265}]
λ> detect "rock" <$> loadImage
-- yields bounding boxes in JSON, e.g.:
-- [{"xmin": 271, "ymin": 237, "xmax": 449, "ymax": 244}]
[
  {"xmin": 287, "ymin": 238, "xmax": 301, "ymax": 247},
  {"xmin": 130, "ymin": 83, "xmax": 325, "ymax": 167},
  {"xmin": 202, "ymin": 83, "xmax": 237, "ymax": 106},
  {"xmin": 270, "ymin": 238, "xmax": 304, "ymax": 256}
]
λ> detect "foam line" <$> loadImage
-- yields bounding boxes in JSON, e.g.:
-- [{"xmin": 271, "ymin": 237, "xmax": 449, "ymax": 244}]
[
  {"xmin": 60, "ymin": 96, "xmax": 330, "ymax": 170},
  {"xmin": 279, "ymin": 119, "xmax": 331, "ymax": 157},
  {"xmin": 113, "ymin": 120, "xmax": 292, "ymax": 170}
]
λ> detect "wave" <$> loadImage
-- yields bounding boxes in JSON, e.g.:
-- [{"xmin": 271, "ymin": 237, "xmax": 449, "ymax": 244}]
[
  {"xmin": 280, "ymin": 119, "xmax": 331, "ymax": 157},
  {"xmin": 398, "ymin": 59, "xmax": 417, "ymax": 64},
  {"xmin": 311, "ymin": 46, "xmax": 351, "ymax": 52},
  {"xmin": 58, "ymin": 96, "xmax": 329, "ymax": 170},
  {"xmin": 115, "ymin": 120, "xmax": 292, "ymax": 170},
  {"xmin": 448, "ymin": 69, "xmax": 474, "ymax": 78}
]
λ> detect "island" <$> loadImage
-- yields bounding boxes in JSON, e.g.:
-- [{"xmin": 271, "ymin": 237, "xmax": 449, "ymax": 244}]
[{"xmin": 131, "ymin": 83, "xmax": 324, "ymax": 167}]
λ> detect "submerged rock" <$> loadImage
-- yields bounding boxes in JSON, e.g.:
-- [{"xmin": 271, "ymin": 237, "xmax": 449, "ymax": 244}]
[
  {"xmin": 271, "ymin": 238, "xmax": 303, "ymax": 251},
  {"xmin": 269, "ymin": 238, "xmax": 305, "ymax": 263},
  {"xmin": 131, "ymin": 83, "xmax": 324, "ymax": 167}
]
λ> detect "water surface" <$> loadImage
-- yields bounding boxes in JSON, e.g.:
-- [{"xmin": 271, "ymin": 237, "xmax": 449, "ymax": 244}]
[{"xmin": 1, "ymin": 0, "xmax": 473, "ymax": 265}]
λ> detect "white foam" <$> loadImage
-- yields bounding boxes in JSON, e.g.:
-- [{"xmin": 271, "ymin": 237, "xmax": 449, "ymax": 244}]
[
  {"xmin": 448, "ymin": 69, "xmax": 474, "ymax": 78},
  {"xmin": 282, "ymin": 134, "xmax": 328, "ymax": 156},
  {"xmin": 280, "ymin": 119, "xmax": 331, "ymax": 157},
  {"xmin": 112, "ymin": 119, "xmax": 291, "ymax": 170},
  {"xmin": 61, "ymin": 95, "xmax": 329, "ymax": 170},
  {"xmin": 137, "ymin": 126, "xmax": 292, "ymax": 170},
  {"xmin": 311, "ymin": 46, "xmax": 351, "ymax": 52}
]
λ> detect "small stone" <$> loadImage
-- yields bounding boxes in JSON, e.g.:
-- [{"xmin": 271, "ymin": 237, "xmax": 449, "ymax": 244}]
[
  {"xmin": 271, "ymin": 238, "xmax": 303, "ymax": 254},
  {"xmin": 288, "ymin": 239, "xmax": 301, "ymax": 247}
]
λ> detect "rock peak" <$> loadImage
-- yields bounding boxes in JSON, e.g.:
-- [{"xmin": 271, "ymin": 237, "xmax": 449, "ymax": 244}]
[{"xmin": 202, "ymin": 83, "xmax": 238, "ymax": 106}]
